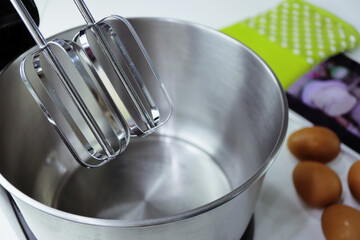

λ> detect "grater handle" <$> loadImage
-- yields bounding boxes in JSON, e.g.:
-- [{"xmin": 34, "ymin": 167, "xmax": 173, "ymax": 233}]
[{"xmin": 9, "ymin": 0, "xmax": 47, "ymax": 48}]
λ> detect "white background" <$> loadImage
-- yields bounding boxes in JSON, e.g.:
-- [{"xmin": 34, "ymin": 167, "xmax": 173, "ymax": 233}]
[{"xmin": 2, "ymin": 0, "xmax": 360, "ymax": 239}]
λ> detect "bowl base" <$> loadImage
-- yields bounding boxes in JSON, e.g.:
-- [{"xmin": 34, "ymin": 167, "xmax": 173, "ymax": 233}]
[{"xmin": 53, "ymin": 135, "xmax": 232, "ymax": 220}]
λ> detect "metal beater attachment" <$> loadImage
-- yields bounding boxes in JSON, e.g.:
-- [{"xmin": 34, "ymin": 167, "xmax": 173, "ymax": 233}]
[{"xmin": 10, "ymin": 0, "xmax": 172, "ymax": 167}]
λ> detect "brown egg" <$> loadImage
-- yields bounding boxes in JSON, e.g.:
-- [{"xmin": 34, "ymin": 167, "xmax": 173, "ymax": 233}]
[
  {"xmin": 348, "ymin": 161, "xmax": 360, "ymax": 203},
  {"xmin": 293, "ymin": 161, "xmax": 342, "ymax": 208},
  {"xmin": 287, "ymin": 126, "xmax": 340, "ymax": 163},
  {"xmin": 322, "ymin": 204, "xmax": 360, "ymax": 240}
]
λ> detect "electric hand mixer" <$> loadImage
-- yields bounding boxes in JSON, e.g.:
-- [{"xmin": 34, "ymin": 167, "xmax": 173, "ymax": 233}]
[{"xmin": 10, "ymin": 0, "xmax": 173, "ymax": 167}]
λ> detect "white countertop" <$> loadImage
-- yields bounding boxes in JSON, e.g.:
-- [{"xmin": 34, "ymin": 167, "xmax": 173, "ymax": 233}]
[{"xmin": 2, "ymin": 0, "xmax": 360, "ymax": 239}]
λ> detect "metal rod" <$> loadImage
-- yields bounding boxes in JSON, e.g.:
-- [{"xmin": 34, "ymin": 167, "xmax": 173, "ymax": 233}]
[
  {"xmin": 10, "ymin": 0, "xmax": 47, "ymax": 48},
  {"xmin": 73, "ymin": 0, "xmax": 96, "ymax": 25}
]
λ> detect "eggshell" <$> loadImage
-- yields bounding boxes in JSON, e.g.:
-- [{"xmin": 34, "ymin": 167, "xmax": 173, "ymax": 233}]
[
  {"xmin": 322, "ymin": 204, "xmax": 360, "ymax": 240},
  {"xmin": 293, "ymin": 161, "xmax": 342, "ymax": 208},
  {"xmin": 348, "ymin": 161, "xmax": 360, "ymax": 203},
  {"xmin": 287, "ymin": 126, "xmax": 340, "ymax": 163}
]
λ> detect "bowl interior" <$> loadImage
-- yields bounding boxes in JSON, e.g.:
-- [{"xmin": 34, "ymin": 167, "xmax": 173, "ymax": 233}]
[{"xmin": 0, "ymin": 18, "xmax": 287, "ymax": 220}]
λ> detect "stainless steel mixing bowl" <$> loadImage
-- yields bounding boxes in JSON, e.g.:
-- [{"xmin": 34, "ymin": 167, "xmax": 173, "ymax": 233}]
[{"xmin": 0, "ymin": 18, "xmax": 288, "ymax": 239}]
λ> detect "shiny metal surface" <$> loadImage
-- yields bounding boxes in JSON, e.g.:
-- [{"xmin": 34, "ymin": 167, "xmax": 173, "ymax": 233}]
[
  {"xmin": 74, "ymin": 0, "xmax": 173, "ymax": 137},
  {"xmin": 12, "ymin": 0, "xmax": 130, "ymax": 167},
  {"xmin": 0, "ymin": 18, "xmax": 288, "ymax": 239},
  {"xmin": 12, "ymin": 0, "xmax": 172, "ymax": 167}
]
